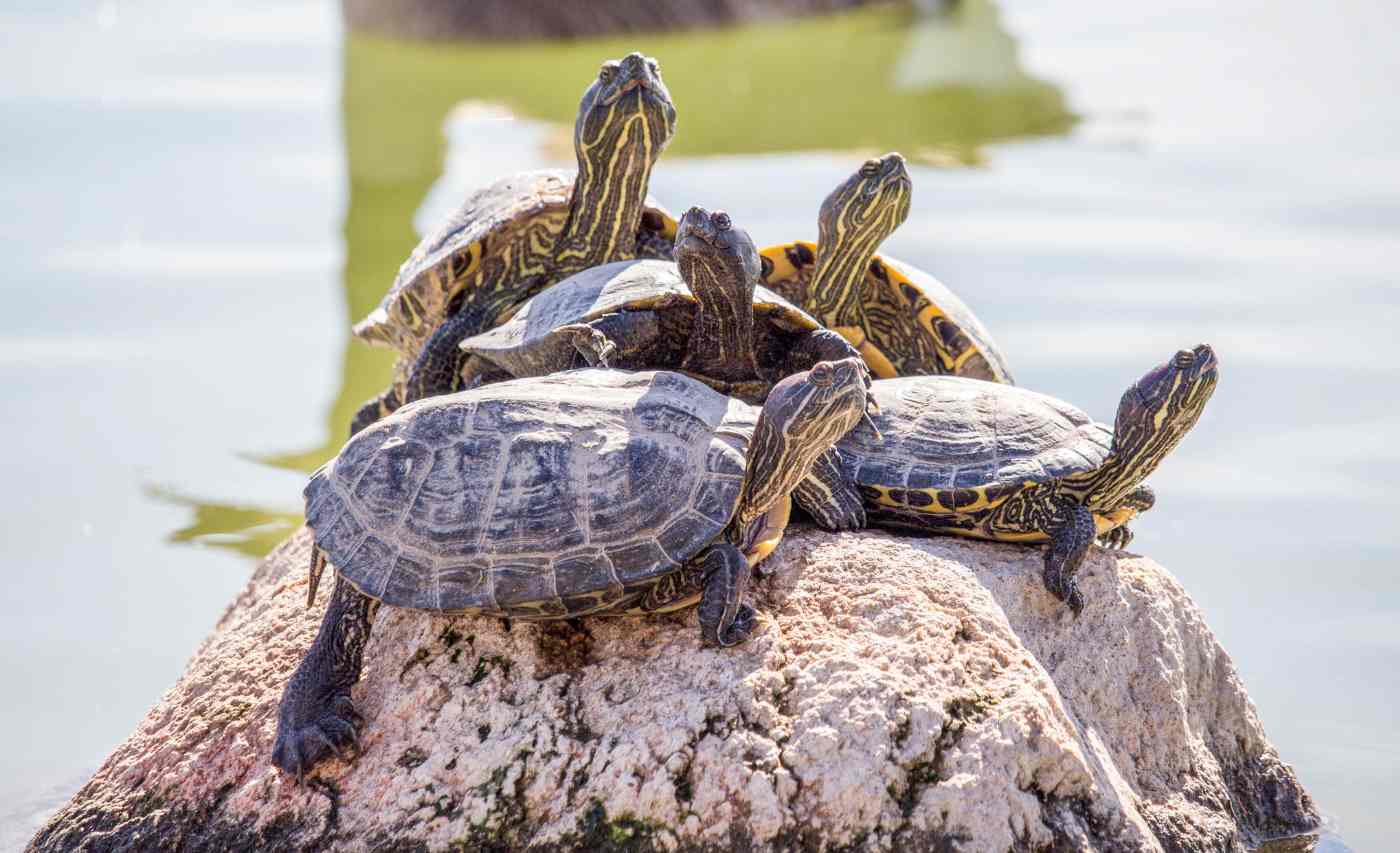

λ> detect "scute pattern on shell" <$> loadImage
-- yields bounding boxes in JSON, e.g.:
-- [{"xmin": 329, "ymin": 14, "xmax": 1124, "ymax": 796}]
[
  {"xmin": 842, "ymin": 376, "xmax": 1113, "ymax": 491},
  {"xmin": 353, "ymin": 169, "xmax": 673, "ymax": 355},
  {"xmin": 304, "ymin": 370, "xmax": 751, "ymax": 614},
  {"xmin": 868, "ymin": 254, "xmax": 1014, "ymax": 383},
  {"xmin": 463, "ymin": 257, "xmax": 820, "ymax": 374}
]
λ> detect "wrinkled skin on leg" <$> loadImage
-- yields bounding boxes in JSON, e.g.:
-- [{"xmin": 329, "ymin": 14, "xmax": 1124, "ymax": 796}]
[
  {"xmin": 1096, "ymin": 484, "xmax": 1154, "ymax": 550},
  {"xmin": 402, "ymin": 309, "xmax": 479, "ymax": 404},
  {"xmin": 272, "ymin": 573, "xmax": 380, "ymax": 780},
  {"xmin": 348, "ymin": 309, "xmax": 480, "ymax": 436},
  {"xmin": 349, "ymin": 387, "xmax": 402, "ymax": 438},
  {"xmin": 1043, "ymin": 502, "xmax": 1096, "ymax": 616},
  {"xmin": 691, "ymin": 543, "xmax": 756, "ymax": 647},
  {"xmin": 791, "ymin": 448, "xmax": 866, "ymax": 531},
  {"xmin": 637, "ymin": 543, "xmax": 755, "ymax": 647}
]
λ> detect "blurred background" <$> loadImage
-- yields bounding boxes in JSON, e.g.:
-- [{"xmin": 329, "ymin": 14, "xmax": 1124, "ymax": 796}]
[{"xmin": 1, "ymin": 1, "xmax": 1394, "ymax": 849}]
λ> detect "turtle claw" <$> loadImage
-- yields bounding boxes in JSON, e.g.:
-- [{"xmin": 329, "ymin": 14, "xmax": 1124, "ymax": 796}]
[
  {"xmin": 1042, "ymin": 567, "xmax": 1086, "ymax": 617},
  {"xmin": 332, "ymin": 694, "xmax": 363, "ymax": 727},
  {"xmin": 271, "ymin": 693, "xmax": 363, "ymax": 780},
  {"xmin": 1098, "ymin": 526, "xmax": 1134, "ymax": 551},
  {"xmin": 560, "ymin": 323, "xmax": 616, "ymax": 368},
  {"xmin": 717, "ymin": 604, "xmax": 757, "ymax": 647}
]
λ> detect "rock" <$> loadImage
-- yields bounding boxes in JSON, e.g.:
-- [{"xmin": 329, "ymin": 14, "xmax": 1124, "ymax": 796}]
[
  {"xmin": 29, "ymin": 528, "xmax": 1317, "ymax": 852},
  {"xmin": 342, "ymin": 0, "xmax": 874, "ymax": 43}
]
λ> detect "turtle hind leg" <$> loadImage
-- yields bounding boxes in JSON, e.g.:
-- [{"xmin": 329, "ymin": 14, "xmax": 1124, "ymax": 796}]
[
  {"xmin": 692, "ymin": 543, "xmax": 756, "ymax": 647},
  {"xmin": 401, "ymin": 309, "xmax": 483, "ymax": 407},
  {"xmin": 272, "ymin": 575, "xmax": 381, "ymax": 781},
  {"xmin": 1044, "ymin": 503, "xmax": 1096, "ymax": 616},
  {"xmin": 349, "ymin": 386, "xmax": 403, "ymax": 437}
]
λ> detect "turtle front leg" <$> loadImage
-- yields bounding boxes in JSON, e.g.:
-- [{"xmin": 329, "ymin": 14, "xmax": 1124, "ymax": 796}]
[
  {"xmin": 515, "ymin": 310, "xmax": 660, "ymax": 374},
  {"xmin": 1044, "ymin": 502, "xmax": 1096, "ymax": 616},
  {"xmin": 272, "ymin": 574, "xmax": 381, "ymax": 781},
  {"xmin": 555, "ymin": 323, "xmax": 617, "ymax": 367},
  {"xmin": 691, "ymin": 543, "xmax": 756, "ymax": 647},
  {"xmin": 792, "ymin": 448, "xmax": 866, "ymax": 531},
  {"xmin": 1096, "ymin": 484, "xmax": 1153, "ymax": 549}
]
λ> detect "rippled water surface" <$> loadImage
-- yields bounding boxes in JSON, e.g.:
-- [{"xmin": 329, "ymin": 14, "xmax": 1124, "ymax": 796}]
[{"xmin": 2, "ymin": 1, "xmax": 1394, "ymax": 849}]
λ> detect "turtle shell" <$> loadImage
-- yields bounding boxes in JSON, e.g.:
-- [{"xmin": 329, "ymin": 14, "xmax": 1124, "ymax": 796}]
[
  {"xmin": 840, "ymin": 376, "xmax": 1111, "ymax": 507},
  {"xmin": 353, "ymin": 169, "xmax": 677, "ymax": 357},
  {"xmin": 460, "ymin": 258, "xmax": 820, "ymax": 380},
  {"xmin": 760, "ymin": 242, "xmax": 1014, "ymax": 384},
  {"xmin": 303, "ymin": 369, "xmax": 751, "ymax": 618}
]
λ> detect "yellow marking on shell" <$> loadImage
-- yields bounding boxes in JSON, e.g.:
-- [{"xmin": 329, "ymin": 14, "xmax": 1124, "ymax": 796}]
[
  {"xmin": 953, "ymin": 487, "xmax": 1012, "ymax": 513},
  {"xmin": 654, "ymin": 212, "xmax": 678, "ymax": 241},
  {"xmin": 975, "ymin": 529, "xmax": 1050, "ymax": 543},
  {"xmin": 645, "ymin": 591, "xmax": 703, "ymax": 614},
  {"xmin": 453, "ymin": 242, "xmax": 484, "ymax": 291},
  {"xmin": 758, "ymin": 243, "xmax": 806, "ymax": 281},
  {"xmin": 833, "ymin": 325, "xmax": 898, "ymax": 379},
  {"xmin": 745, "ymin": 496, "xmax": 793, "ymax": 568}
]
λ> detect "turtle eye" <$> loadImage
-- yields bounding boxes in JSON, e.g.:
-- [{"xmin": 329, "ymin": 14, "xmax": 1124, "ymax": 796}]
[
  {"xmin": 713, "ymin": 211, "xmax": 731, "ymax": 231},
  {"xmin": 1174, "ymin": 349, "xmax": 1195, "ymax": 369},
  {"xmin": 810, "ymin": 362, "xmax": 834, "ymax": 386},
  {"xmin": 647, "ymin": 58, "xmax": 660, "ymax": 73},
  {"xmin": 599, "ymin": 63, "xmax": 618, "ymax": 83},
  {"xmin": 860, "ymin": 158, "xmax": 881, "ymax": 177}
]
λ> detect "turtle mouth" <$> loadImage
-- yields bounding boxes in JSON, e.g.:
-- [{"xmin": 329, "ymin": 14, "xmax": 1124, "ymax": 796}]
[
  {"xmin": 602, "ymin": 74, "xmax": 661, "ymax": 108},
  {"xmin": 676, "ymin": 233, "xmax": 716, "ymax": 256},
  {"xmin": 885, "ymin": 173, "xmax": 913, "ymax": 194},
  {"xmin": 1188, "ymin": 344, "xmax": 1217, "ymax": 371}
]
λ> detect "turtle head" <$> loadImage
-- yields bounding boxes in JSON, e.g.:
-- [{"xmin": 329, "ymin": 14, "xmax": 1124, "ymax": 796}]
[
  {"xmin": 674, "ymin": 207, "xmax": 762, "ymax": 378},
  {"xmin": 1090, "ymin": 344, "xmax": 1219, "ymax": 507},
  {"xmin": 675, "ymin": 206, "xmax": 761, "ymax": 292},
  {"xmin": 810, "ymin": 153, "xmax": 912, "ymax": 322},
  {"xmin": 575, "ymin": 52, "xmax": 677, "ymax": 177},
  {"xmin": 736, "ymin": 358, "xmax": 870, "ymax": 530},
  {"xmin": 817, "ymin": 152, "xmax": 912, "ymax": 261}
]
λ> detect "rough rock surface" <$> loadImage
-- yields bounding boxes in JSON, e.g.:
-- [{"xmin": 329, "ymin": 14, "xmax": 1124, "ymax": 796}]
[{"xmin": 30, "ymin": 528, "xmax": 1317, "ymax": 852}]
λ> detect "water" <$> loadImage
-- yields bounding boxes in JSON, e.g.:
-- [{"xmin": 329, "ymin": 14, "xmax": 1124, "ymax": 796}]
[{"xmin": 1, "ymin": 1, "xmax": 1393, "ymax": 849}]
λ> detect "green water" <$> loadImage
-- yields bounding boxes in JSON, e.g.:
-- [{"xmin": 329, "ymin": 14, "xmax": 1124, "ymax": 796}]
[{"xmin": 3, "ymin": 1, "xmax": 1391, "ymax": 849}]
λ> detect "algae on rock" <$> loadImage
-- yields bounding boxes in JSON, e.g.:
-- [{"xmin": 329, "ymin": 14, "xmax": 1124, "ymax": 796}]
[{"xmin": 29, "ymin": 528, "xmax": 1317, "ymax": 852}]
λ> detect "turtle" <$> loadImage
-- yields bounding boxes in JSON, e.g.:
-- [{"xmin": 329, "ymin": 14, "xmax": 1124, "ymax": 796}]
[
  {"xmin": 271, "ymin": 359, "xmax": 871, "ymax": 779},
  {"xmin": 776, "ymin": 345, "xmax": 1219, "ymax": 613},
  {"xmin": 759, "ymin": 153, "xmax": 1015, "ymax": 383},
  {"xmin": 454, "ymin": 206, "xmax": 868, "ymax": 405},
  {"xmin": 349, "ymin": 52, "xmax": 679, "ymax": 436}
]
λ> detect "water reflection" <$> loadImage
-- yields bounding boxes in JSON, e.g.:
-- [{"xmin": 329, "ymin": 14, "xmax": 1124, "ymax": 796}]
[
  {"xmin": 145, "ymin": 486, "xmax": 302, "ymax": 561},
  {"xmin": 252, "ymin": 2, "xmax": 1071, "ymax": 480}
]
